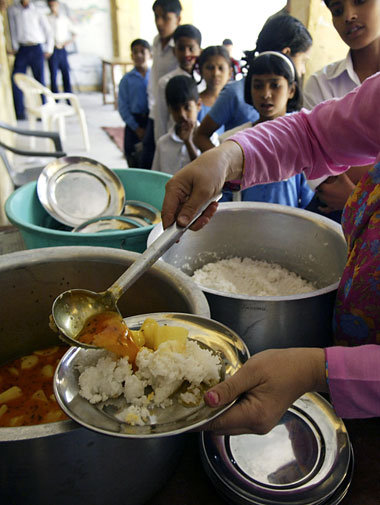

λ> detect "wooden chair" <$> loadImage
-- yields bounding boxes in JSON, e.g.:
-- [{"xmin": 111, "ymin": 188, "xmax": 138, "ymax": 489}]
[{"xmin": 13, "ymin": 73, "xmax": 90, "ymax": 152}]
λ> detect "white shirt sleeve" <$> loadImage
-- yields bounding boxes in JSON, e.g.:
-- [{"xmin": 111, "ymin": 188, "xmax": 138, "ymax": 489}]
[
  {"xmin": 151, "ymin": 143, "xmax": 161, "ymax": 172},
  {"xmin": 40, "ymin": 13, "xmax": 54, "ymax": 54},
  {"xmin": 154, "ymin": 75, "xmax": 170, "ymax": 142},
  {"xmin": 66, "ymin": 17, "xmax": 78, "ymax": 36},
  {"xmin": 7, "ymin": 6, "xmax": 19, "ymax": 52}
]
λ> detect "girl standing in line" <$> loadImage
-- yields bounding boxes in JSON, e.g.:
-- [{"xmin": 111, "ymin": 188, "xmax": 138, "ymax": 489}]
[
  {"xmin": 194, "ymin": 15, "xmax": 312, "ymax": 153},
  {"xmin": 221, "ymin": 51, "xmax": 314, "ymax": 207},
  {"xmin": 196, "ymin": 46, "xmax": 233, "ymax": 137}
]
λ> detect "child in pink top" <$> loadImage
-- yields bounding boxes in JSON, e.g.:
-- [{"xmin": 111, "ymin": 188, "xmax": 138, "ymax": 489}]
[{"xmin": 161, "ymin": 72, "xmax": 380, "ymax": 431}]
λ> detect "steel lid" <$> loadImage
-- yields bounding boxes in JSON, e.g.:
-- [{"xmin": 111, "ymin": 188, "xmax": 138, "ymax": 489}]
[
  {"xmin": 200, "ymin": 393, "xmax": 353, "ymax": 505},
  {"xmin": 37, "ymin": 156, "xmax": 125, "ymax": 227}
]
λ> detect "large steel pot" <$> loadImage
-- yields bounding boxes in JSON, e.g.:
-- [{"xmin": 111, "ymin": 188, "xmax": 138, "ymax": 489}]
[
  {"xmin": 150, "ymin": 202, "xmax": 347, "ymax": 354},
  {"xmin": 0, "ymin": 246, "xmax": 210, "ymax": 505}
]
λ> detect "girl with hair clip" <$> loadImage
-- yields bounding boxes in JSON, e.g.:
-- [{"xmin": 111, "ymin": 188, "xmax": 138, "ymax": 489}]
[
  {"xmin": 220, "ymin": 51, "xmax": 314, "ymax": 207},
  {"xmin": 194, "ymin": 14, "xmax": 312, "ymax": 154},
  {"xmin": 196, "ymin": 46, "xmax": 233, "ymax": 137}
]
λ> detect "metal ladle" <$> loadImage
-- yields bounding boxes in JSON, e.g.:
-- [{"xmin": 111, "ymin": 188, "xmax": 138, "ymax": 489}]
[{"xmin": 52, "ymin": 196, "xmax": 221, "ymax": 348}]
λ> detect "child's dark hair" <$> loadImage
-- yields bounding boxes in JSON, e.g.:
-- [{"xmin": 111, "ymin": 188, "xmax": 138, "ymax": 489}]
[
  {"xmin": 173, "ymin": 24, "xmax": 202, "ymax": 46},
  {"xmin": 130, "ymin": 39, "xmax": 151, "ymax": 52},
  {"xmin": 152, "ymin": 0, "xmax": 182, "ymax": 16},
  {"xmin": 196, "ymin": 45, "xmax": 232, "ymax": 80},
  {"xmin": 244, "ymin": 52, "xmax": 302, "ymax": 112},
  {"xmin": 165, "ymin": 75, "xmax": 199, "ymax": 108},
  {"xmin": 242, "ymin": 15, "xmax": 312, "ymax": 69}
]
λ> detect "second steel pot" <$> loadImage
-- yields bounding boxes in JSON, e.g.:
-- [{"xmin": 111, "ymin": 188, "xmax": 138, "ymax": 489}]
[{"xmin": 149, "ymin": 202, "xmax": 347, "ymax": 354}]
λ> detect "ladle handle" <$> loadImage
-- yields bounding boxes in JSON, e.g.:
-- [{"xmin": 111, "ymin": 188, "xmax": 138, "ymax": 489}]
[{"xmin": 108, "ymin": 195, "xmax": 221, "ymax": 300}]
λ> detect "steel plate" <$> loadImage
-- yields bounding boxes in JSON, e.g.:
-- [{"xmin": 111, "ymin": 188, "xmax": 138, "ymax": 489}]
[{"xmin": 54, "ymin": 313, "xmax": 249, "ymax": 438}]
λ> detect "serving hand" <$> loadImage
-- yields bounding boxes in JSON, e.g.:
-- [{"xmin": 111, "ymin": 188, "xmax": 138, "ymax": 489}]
[{"xmin": 161, "ymin": 141, "xmax": 244, "ymax": 231}]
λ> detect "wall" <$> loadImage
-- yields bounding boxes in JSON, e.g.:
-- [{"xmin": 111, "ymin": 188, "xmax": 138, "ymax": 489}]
[{"xmin": 65, "ymin": 0, "xmax": 113, "ymax": 90}]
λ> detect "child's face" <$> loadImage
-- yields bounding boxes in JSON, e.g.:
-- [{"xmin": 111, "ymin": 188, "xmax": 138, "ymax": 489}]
[
  {"xmin": 201, "ymin": 55, "xmax": 232, "ymax": 89},
  {"xmin": 174, "ymin": 37, "xmax": 201, "ymax": 73},
  {"xmin": 169, "ymin": 99, "xmax": 200, "ymax": 126},
  {"xmin": 48, "ymin": 1, "xmax": 59, "ymax": 14},
  {"xmin": 154, "ymin": 6, "xmax": 180, "ymax": 40},
  {"xmin": 131, "ymin": 45, "xmax": 151, "ymax": 68},
  {"xmin": 251, "ymin": 75, "xmax": 295, "ymax": 121},
  {"xmin": 328, "ymin": 0, "xmax": 380, "ymax": 50}
]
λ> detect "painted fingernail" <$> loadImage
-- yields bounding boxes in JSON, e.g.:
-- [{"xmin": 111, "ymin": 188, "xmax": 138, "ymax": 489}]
[{"xmin": 205, "ymin": 390, "xmax": 220, "ymax": 407}]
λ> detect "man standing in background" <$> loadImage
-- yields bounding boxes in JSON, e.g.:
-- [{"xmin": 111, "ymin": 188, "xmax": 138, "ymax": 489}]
[
  {"xmin": 46, "ymin": 0, "xmax": 77, "ymax": 93},
  {"xmin": 8, "ymin": 0, "xmax": 54, "ymax": 119}
]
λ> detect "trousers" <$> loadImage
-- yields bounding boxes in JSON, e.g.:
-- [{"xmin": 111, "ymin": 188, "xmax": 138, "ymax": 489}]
[
  {"xmin": 48, "ymin": 47, "xmax": 72, "ymax": 94},
  {"xmin": 12, "ymin": 44, "xmax": 45, "ymax": 119}
]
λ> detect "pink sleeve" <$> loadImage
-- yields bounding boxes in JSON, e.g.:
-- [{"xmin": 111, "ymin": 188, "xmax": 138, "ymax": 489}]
[
  {"xmin": 230, "ymin": 72, "xmax": 380, "ymax": 189},
  {"xmin": 325, "ymin": 345, "xmax": 380, "ymax": 418}
]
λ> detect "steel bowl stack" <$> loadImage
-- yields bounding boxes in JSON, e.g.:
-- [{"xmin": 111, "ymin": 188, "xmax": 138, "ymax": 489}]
[{"xmin": 200, "ymin": 393, "xmax": 353, "ymax": 505}]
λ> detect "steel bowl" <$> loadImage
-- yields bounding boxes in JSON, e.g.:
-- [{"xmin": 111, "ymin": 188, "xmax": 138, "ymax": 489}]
[
  {"xmin": 149, "ymin": 202, "xmax": 347, "ymax": 354},
  {"xmin": 0, "ymin": 246, "xmax": 210, "ymax": 505}
]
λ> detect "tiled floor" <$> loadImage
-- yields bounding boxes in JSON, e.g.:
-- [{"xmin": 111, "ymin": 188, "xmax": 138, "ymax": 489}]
[{"xmin": 16, "ymin": 92, "xmax": 128, "ymax": 170}]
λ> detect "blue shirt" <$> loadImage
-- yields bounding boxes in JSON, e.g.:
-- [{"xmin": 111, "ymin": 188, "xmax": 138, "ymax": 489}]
[
  {"xmin": 118, "ymin": 67, "xmax": 150, "ymax": 131},
  {"xmin": 208, "ymin": 78, "xmax": 259, "ymax": 130},
  {"xmin": 222, "ymin": 173, "xmax": 314, "ymax": 208},
  {"xmin": 198, "ymin": 103, "xmax": 225, "ymax": 135}
]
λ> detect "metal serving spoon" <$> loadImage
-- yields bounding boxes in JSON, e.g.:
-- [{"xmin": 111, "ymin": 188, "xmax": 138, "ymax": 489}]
[{"xmin": 52, "ymin": 195, "xmax": 221, "ymax": 348}]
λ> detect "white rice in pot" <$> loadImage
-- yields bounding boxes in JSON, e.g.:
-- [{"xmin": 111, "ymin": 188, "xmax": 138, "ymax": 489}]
[{"xmin": 192, "ymin": 257, "xmax": 315, "ymax": 296}]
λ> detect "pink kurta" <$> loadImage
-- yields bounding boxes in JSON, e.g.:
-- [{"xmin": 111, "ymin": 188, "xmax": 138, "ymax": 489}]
[{"xmin": 230, "ymin": 72, "xmax": 380, "ymax": 418}]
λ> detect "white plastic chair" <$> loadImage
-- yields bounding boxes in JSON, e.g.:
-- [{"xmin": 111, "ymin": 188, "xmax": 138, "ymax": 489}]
[{"xmin": 13, "ymin": 73, "xmax": 90, "ymax": 152}]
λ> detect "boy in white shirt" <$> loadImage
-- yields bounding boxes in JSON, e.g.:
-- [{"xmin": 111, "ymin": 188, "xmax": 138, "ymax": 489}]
[
  {"xmin": 47, "ymin": 0, "xmax": 77, "ymax": 93},
  {"xmin": 152, "ymin": 75, "xmax": 205, "ymax": 174},
  {"xmin": 141, "ymin": 0, "xmax": 182, "ymax": 169},
  {"xmin": 154, "ymin": 24, "xmax": 202, "ymax": 142}
]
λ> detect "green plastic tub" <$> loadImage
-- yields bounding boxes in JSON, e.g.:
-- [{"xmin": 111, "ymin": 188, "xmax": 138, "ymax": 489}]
[{"xmin": 5, "ymin": 168, "xmax": 171, "ymax": 253}]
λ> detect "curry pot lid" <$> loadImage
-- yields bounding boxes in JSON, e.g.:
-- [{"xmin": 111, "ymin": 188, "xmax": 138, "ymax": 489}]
[{"xmin": 200, "ymin": 393, "xmax": 353, "ymax": 505}]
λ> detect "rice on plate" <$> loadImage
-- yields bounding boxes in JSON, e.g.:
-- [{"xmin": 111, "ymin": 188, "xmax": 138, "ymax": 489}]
[{"xmin": 76, "ymin": 318, "xmax": 222, "ymax": 426}]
